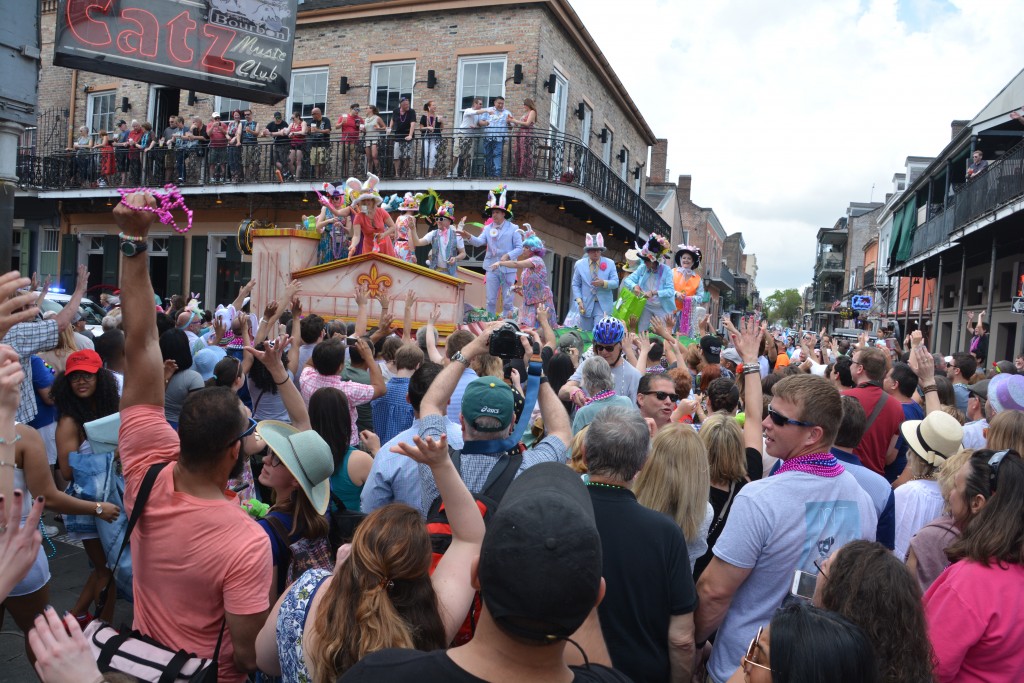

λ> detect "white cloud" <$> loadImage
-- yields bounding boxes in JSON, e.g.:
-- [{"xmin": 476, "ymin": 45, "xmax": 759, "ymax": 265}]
[{"xmin": 568, "ymin": 0, "xmax": 1024, "ymax": 292}]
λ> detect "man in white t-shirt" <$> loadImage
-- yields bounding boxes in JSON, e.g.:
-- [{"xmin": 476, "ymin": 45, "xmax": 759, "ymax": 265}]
[
  {"xmin": 694, "ymin": 374, "xmax": 877, "ymax": 683},
  {"xmin": 454, "ymin": 98, "xmax": 486, "ymax": 177}
]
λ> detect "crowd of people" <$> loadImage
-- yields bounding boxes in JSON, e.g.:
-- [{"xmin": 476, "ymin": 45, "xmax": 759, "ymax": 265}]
[
  {"xmin": 1, "ymin": 187, "xmax": 1024, "ymax": 683},
  {"xmin": 60, "ymin": 96, "xmax": 545, "ymax": 189}
]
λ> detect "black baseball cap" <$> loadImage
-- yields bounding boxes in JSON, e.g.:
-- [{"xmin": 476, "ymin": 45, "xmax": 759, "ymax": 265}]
[
  {"xmin": 477, "ymin": 462, "xmax": 602, "ymax": 642},
  {"xmin": 274, "ymin": 111, "xmax": 283, "ymax": 119},
  {"xmin": 700, "ymin": 335, "xmax": 722, "ymax": 363}
]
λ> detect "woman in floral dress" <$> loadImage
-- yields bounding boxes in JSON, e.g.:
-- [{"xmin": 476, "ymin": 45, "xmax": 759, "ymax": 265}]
[
  {"xmin": 499, "ymin": 235, "xmax": 556, "ymax": 328},
  {"xmin": 392, "ymin": 192, "xmax": 420, "ymax": 263},
  {"xmin": 314, "ymin": 183, "xmax": 350, "ymax": 264}
]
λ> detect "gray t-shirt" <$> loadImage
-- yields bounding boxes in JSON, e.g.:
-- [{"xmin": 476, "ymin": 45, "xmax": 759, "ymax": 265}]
[
  {"xmin": 248, "ymin": 373, "xmax": 293, "ymax": 422},
  {"xmin": 164, "ymin": 369, "xmax": 205, "ymax": 423},
  {"xmin": 706, "ymin": 470, "xmax": 877, "ymax": 683},
  {"xmin": 569, "ymin": 358, "xmax": 642, "ymax": 403}
]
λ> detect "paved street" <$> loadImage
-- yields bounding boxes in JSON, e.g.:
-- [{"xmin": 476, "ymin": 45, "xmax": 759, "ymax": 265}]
[{"xmin": 0, "ymin": 513, "xmax": 133, "ymax": 680}]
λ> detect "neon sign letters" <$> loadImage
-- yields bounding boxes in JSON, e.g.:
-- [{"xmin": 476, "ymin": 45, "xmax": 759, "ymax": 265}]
[{"xmin": 55, "ymin": 0, "xmax": 295, "ymax": 105}]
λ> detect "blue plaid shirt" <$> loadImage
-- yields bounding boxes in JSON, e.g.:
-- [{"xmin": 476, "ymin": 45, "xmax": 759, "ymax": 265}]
[
  {"xmin": 416, "ymin": 412, "xmax": 568, "ymax": 517},
  {"xmin": 371, "ymin": 376, "xmax": 414, "ymax": 446},
  {"xmin": 360, "ymin": 417, "xmax": 464, "ymax": 513},
  {"xmin": 4, "ymin": 320, "xmax": 59, "ymax": 424}
]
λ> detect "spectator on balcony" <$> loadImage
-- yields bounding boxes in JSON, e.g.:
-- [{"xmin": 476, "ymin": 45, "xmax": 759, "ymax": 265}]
[
  {"xmin": 307, "ymin": 107, "xmax": 331, "ymax": 180},
  {"xmin": 126, "ymin": 120, "xmax": 144, "ymax": 183},
  {"xmin": 264, "ymin": 111, "xmax": 290, "ymax": 181},
  {"xmin": 226, "ymin": 110, "xmax": 243, "ymax": 182},
  {"xmin": 966, "ymin": 149, "xmax": 988, "ymax": 180},
  {"xmin": 508, "ymin": 98, "xmax": 537, "ymax": 177},
  {"xmin": 419, "ymin": 100, "xmax": 442, "ymax": 177},
  {"xmin": 160, "ymin": 115, "xmax": 182, "ymax": 183},
  {"xmin": 207, "ymin": 112, "xmax": 230, "ymax": 183},
  {"xmin": 337, "ymin": 103, "xmax": 363, "ymax": 176},
  {"xmin": 482, "ymin": 96, "xmax": 510, "ymax": 177},
  {"xmin": 362, "ymin": 105, "xmax": 386, "ymax": 175},
  {"xmin": 71, "ymin": 125, "xmax": 93, "ymax": 188},
  {"xmin": 966, "ymin": 310, "xmax": 989, "ymax": 365},
  {"xmin": 178, "ymin": 116, "xmax": 207, "ymax": 184},
  {"xmin": 390, "ymin": 97, "xmax": 417, "ymax": 178},
  {"xmin": 97, "ymin": 128, "xmax": 116, "ymax": 188},
  {"xmin": 454, "ymin": 97, "xmax": 486, "ymax": 178},
  {"xmin": 112, "ymin": 119, "xmax": 130, "ymax": 185},
  {"xmin": 285, "ymin": 112, "xmax": 307, "ymax": 181},
  {"xmin": 140, "ymin": 122, "xmax": 158, "ymax": 182},
  {"xmin": 239, "ymin": 109, "xmax": 262, "ymax": 181}
]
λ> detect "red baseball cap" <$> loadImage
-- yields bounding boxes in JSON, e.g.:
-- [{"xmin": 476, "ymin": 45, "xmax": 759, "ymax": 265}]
[{"xmin": 65, "ymin": 350, "xmax": 103, "ymax": 375}]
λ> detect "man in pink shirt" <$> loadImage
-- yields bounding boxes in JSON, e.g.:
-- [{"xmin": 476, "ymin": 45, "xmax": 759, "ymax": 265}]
[
  {"xmin": 116, "ymin": 191, "xmax": 271, "ymax": 682},
  {"xmin": 299, "ymin": 335, "xmax": 384, "ymax": 445}
]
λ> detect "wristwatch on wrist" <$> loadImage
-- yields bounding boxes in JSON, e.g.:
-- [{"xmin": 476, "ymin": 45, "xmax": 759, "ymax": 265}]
[
  {"xmin": 120, "ymin": 239, "xmax": 148, "ymax": 257},
  {"xmin": 452, "ymin": 350, "xmax": 471, "ymax": 367},
  {"xmin": 95, "ymin": 502, "xmax": 103, "ymax": 516}
]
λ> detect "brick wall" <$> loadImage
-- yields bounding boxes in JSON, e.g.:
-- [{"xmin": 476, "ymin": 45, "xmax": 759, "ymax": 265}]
[{"xmin": 37, "ymin": 3, "xmax": 650, "ymax": 161}]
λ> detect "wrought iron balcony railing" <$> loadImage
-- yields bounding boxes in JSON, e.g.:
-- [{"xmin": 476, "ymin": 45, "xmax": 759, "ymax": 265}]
[
  {"xmin": 815, "ymin": 252, "xmax": 845, "ymax": 272},
  {"xmin": 16, "ymin": 130, "xmax": 670, "ymax": 237}
]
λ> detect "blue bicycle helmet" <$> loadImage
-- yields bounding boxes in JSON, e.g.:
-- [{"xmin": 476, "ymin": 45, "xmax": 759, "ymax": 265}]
[{"xmin": 593, "ymin": 316, "xmax": 625, "ymax": 345}]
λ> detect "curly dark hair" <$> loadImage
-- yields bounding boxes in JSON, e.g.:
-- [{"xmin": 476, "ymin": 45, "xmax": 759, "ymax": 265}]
[
  {"xmin": 51, "ymin": 369, "xmax": 121, "ymax": 427},
  {"xmin": 248, "ymin": 341, "xmax": 288, "ymax": 394},
  {"xmin": 820, "ymin": 540, "xmax": 935, "ymax": 683}
]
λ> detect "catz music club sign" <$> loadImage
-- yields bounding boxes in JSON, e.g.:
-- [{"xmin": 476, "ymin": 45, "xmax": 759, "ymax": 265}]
[{"xmin": 54, "ymin": 0, "xmax": 296, "ymax": 104}]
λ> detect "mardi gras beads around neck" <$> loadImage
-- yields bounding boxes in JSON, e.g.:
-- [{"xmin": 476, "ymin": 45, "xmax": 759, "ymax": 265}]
[{"xmin": 116, "ymin": 184, "xmax": 194, "ymax": 234}]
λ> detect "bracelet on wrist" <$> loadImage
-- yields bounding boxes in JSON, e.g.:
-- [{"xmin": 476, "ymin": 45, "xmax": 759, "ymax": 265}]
[
  {"xmin": 274, "ymin": 375, "xmax": 290, "ymax": 386},
  {"xmin": 118, "ymin": 231, "xmax": 146, "ymax": 242}
]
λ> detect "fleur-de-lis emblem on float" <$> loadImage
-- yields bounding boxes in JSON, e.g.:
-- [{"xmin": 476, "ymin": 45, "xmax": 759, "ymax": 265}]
[{"xmin": 356, "ymin": 264, "xmax": 392, "ymax": 297}]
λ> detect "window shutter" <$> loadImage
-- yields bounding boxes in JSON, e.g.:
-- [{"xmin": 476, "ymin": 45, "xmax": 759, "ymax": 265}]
[
  {"xmin": 166, "ymin": 235, "xmax": 185, "ymax": 298},
  {"xmin": 102, "ymin": 235, "xmax": 119, "ymax": 287},
  {"xmin": 189, "ymin": 236, "xmax": 208, "ymax": 297},
  {"xmin": 59, "ymin": 234, "xmax": 77, "ymax": 292}
]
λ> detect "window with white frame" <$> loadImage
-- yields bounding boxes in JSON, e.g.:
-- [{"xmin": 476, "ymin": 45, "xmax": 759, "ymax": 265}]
[
  {"xmin": 580, "ymin": 103, "xmax": 592, "ymax": 148},
  {"xmin": 548, "ymin": 71, "xmax": 568, "ymax": 135},
  {"xmin": 288, "ymin": 68, "xmax": 329, "ymax": 122},
  {"xmin": 601, "ymin": 127, "xmax": 613, "ymax": 165},
  {"xmin": 372, "ymin": 61, "xmax": 415, "ymax": 126},
  {"xmin": 457, "ymin": 56, "xmax": 506, "ymax": 112},
  {"xmin": 620, "ymin": 148, "xmax": 629, "ymax": 179},
  {"xmin": 215, "ymin": 97, "xmax": 250, "ymax": 120},
  {"xmin": 86, "ymin": 92, "xmax": 116, "ymax": 142},
  {"xmin": 42, "ymin": 228, "xmax": 59, "ymax": 253}
]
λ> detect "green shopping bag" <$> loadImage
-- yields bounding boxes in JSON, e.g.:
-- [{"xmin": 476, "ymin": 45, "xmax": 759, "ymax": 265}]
[{"xmin": 611, "ymin": 289, "xmax": 646, "ymax": 324}]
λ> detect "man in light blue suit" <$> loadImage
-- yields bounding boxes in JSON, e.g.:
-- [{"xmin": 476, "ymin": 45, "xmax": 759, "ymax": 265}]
[
  {"xmin": 571, "ymin": 232, "xmax": 619, "ymax": 332},
  {"xmin": 461, "ymin": 185, "xmax": 523, "ymax": 317}
]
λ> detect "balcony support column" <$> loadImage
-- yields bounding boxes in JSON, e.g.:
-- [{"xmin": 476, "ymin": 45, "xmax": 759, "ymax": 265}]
[
  {"xmin": 903, "ymin": 276, "xmax": 912, "ymax": 342},
  {"xmin": 931, "ymin": 254, "xmax": 943, "ymax": 350},
  {"xmin": 983, "ymin": 234, "xmax": 997, "ymax": 367},
  {"xmin": 918, "ymin": 261, "xmax": 926, "ymax": 333},
  {"xmin": 954, "ymin": 247, "xmax": 967, "ymax": 353},
  {"xmin": 0, "ymin": 120, "xmax": 24, "ymax": 271}
]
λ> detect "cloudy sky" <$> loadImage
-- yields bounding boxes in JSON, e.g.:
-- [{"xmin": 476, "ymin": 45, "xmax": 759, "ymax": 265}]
[{"xmin": 569, "ymin": 0, "xmax": 1024, "ymax": 295}]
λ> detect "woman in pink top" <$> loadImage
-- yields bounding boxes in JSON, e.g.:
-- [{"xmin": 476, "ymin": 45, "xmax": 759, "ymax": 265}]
[{"xmin": 923, "ymin": 449, "xmax": 1024, "ymax": 683}]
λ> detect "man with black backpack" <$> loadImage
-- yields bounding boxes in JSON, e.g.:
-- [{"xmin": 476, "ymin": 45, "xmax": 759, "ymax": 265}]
[{"xmin": 414, "ymin": 320, "xmax": 571, "ymax": 518}]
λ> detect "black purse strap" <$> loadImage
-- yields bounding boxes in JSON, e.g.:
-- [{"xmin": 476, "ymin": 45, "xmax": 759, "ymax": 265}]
[
  {"xmin": 95, "ymin": 462, "xmax": 169, "ymax": 617},
  {"xmin": 708, "ymin": 481, "xmax": 738, "ymax": 541}
]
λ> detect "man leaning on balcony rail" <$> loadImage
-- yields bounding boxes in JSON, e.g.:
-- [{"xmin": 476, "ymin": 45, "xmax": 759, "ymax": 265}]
[{"xmin": 966, "ymin": 149, "xmax": 988, "ymax": 181}]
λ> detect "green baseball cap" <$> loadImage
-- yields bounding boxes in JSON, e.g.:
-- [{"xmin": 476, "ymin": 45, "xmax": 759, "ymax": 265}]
[{"xmin": 461, "ymin": 377, "xmax": 515, "ymax": 432}]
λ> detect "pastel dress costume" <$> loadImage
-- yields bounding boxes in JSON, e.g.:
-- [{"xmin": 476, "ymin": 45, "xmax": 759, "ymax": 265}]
[
  {"xmin": 571, "ymin": 256, "xmax": 619, "ymax": 332},
  {"xmin": 317, "ymin": 208, "xmax": 348, "ymax": 264},
  {"xmin": 393, "ymin": 214, "xmax": 417, "ymax": 263},
  {"xmin": 623, "ymin": 262, "xmax": 676, "ymax": 332},
  {"xmin": 673, "ymin": 268, "xmax": 705, "ymax": 337},
  {"xmin": 467, "ymin": 220, "xmax": 524, "ymax": 316},
  {"xmin": 425, "ymin": 226, "xmax": 465, "ymax": 276},
  {"xmin": 519, "ymin": 255, "xmax": 556, "ymax": 328},
  {"xmin": 351, "ymin": 206, "xmax": 396, "ymax": 257}
]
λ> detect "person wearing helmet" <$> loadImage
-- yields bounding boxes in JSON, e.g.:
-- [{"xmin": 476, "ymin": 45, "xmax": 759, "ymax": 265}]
[{"xmin": 558, "ymin": 316, "xmax": 642, "ymax": 409}]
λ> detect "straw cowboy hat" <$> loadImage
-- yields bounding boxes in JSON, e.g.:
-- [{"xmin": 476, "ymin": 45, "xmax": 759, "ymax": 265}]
[{"xmin": 899, "ymin": 411, "xmax": 963, "ymax": 467}]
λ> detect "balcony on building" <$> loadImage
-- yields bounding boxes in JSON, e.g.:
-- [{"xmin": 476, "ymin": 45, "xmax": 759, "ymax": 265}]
[{"xmin": 15, "ymin": 129, "xmax": 670, "ymax": 242}]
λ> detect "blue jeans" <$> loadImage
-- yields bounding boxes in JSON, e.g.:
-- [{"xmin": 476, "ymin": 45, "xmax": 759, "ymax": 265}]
[{"xmin": 485, "ymin": 137, "xmax": 504, "ymax": 176}]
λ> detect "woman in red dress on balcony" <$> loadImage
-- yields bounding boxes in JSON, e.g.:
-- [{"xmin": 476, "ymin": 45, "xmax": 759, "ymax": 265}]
[
  {"xmin": 346, "ymin": 173, "xmax": 397, "ymax": 257},
  {"xmin": 509, "ymin": 98, "xmax": 537, "ymax": 177}
]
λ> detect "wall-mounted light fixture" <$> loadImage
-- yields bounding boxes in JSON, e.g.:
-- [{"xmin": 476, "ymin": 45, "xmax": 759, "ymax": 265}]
[
  {"xmin": 616, "ymin": 149, "xmax": 626, "ymax": 163},
  {"xmin": 576, "ymin": 102, "xmax": 585, "ymax": 120},
  {"xmin": 187, "ymin": 91, "xmax": 198, "ymax": 107},
  {"xmin": 599, "ymin": 128, "xmax": 609, "ymax": 144},
  {"xmin": 513, "ymin": 64, "xmax": 523, "ymax": 84},
  {"xmin": 545, "ymin": 74, "xmax": 557, "ymax": 94},
  {"xmin": 120, "ymin": 97, "xmax": 131, "ymax": 113},
  {"xmin": 427, "ymin": 70, "xmax": 437, "ymax": 88}
]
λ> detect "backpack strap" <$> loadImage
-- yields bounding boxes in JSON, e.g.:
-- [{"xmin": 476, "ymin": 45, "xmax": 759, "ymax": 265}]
[
  {"xmin": 479, "ymin": 451, "xmax": 524, "ymax": 505},
  {"xmin": 863, "ymin": 387, "xmax": 890, "ymax": 434},
  {"xmin": 264, "ymin": 514, "xmax": 294, "ymax": 596},
  {"xmin": 95, "ymin": 462, "xmax": 169, "ymax": 617}
]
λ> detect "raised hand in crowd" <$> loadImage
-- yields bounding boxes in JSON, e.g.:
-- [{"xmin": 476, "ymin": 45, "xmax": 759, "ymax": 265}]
[
  {"xmin": 28, "ymin": 607, "xmax": 101, "ymax": 683},
  {"xmin": 0, "ymin": 491, "xmax": 44, "ymax": 606},
  {"xmin": 0, "ymin": 271, "xmax": 40, "ymax": 340}
]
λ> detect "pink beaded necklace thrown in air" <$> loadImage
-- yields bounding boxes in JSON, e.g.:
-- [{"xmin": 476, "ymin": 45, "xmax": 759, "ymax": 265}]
[
  {"xmin": 773, "ymin": 452, "xmax": 845, "ymax": 478},
  {"xmin": 117, "ymin": 184, "xmax": 194, "ymax": 233}
]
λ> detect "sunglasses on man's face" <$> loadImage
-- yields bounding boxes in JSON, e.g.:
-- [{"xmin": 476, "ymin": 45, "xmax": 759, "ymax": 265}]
[
  {"xmin": 593, "ymin": 343, "xmax": 619, "ymax": 353},
  {"xmin": 766, "ymin": 405, "xmax": 816, "ymax": 428},
  {"xmin": 640, "ymin": 390, "xmax": 678, "ymax": 402}
]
